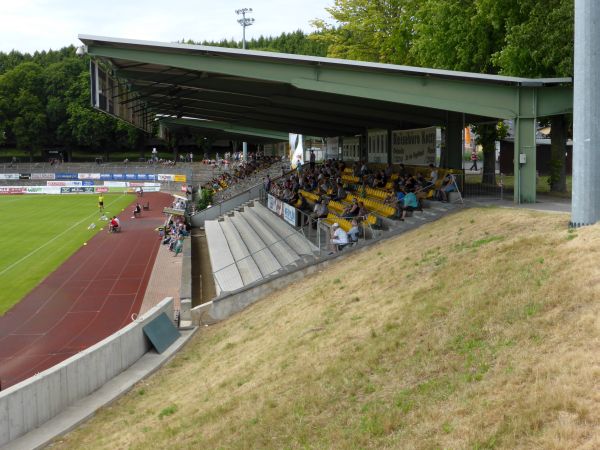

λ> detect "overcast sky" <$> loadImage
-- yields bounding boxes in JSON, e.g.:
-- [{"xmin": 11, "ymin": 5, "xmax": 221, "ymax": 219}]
[{"xmin": 0, "ymin": 0, "xmax": 334, "ymax": 54}]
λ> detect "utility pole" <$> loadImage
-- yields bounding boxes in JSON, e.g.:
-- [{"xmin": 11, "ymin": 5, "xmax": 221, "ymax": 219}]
[
  {"xmin": 236, "ymin": 8, "xmax": 254, "ymax": 161},
  {"xmin": 571, "ymin": 0, "xmax": 600, "ymax": 226},
  {"xmin": 235, "ymin": 8, "xmax": 254, "ymax": 50}
]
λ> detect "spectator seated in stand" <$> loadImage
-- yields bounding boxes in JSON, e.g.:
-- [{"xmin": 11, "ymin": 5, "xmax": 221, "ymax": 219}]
[
  {"xmin": 400, "ymin": 189, "xmax": 420, "ymax": 221},
  {"xmin": 438, "ymin": 173, "xmax": 457, "ymax": 202},
  {"xmin": 329, "ymin": 222, "xmax": 349, "ymax": 254},
  {"xmin": 347, "ymin": 219, "xmax": 360, "ymax": 244},
  {"xmin": 341, "ymin": 197, "xmax": 360, "ymax": 219}
]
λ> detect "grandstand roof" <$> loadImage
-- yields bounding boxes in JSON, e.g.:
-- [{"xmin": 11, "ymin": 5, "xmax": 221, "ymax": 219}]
[{"xmin": 79, "ymin": 35, "xmax": 573, "ymax": 138}]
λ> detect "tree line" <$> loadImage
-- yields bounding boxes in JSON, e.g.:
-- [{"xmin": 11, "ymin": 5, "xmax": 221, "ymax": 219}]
[{"xmin": 0, "ymin": 31, "xmax": 324, "ymax": 162}]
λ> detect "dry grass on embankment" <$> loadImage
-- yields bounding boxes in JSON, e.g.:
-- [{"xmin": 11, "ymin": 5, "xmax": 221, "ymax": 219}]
[{"xmin": 54, "ymin": 207, "xmax": 600, "ymax": 449}]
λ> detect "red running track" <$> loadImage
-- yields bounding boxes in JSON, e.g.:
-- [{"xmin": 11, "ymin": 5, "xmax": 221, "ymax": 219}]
[{"xmin": 0, "ymin": 192, "xmax": 174, "ymax": 390}]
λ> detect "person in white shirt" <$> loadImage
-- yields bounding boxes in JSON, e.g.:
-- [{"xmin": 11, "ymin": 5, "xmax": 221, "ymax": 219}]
[{"xmin": 329, "ymin": 223, "xmax": 349, "ymax": 254}]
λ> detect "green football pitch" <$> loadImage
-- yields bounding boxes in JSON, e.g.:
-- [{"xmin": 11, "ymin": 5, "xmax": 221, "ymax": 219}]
[{"xmin": 0, "ymin": 194, "xmax": 136, "ymax": 315}]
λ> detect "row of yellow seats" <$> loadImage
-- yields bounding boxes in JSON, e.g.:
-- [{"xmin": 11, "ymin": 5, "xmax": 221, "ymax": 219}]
[
  {"xmin": 347, "ymin": 193, "xmax": 395, "ymax": 217},
  {"xmin": 324, "ymin": 213, "xmax": 353, "ymax": 232},
  {"xmin": 342, "ymin": 174, "xmax": 360, "ymax": 184},
  {"xmin": 299, "ymin": 189, "xmax": 320, "ymax": 202},
  {"xmin": 327, "ymin": 200, "xmax": 345, "ymax": 215},
  {"xmin": 365, "ymin": 186, "xmax": 389, "ymax": 200}
]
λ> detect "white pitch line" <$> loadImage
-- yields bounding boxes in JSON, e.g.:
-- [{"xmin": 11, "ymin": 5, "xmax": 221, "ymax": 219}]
[{"xmin": 0, "ymin": 195, "xmax": 127, "ymax": 276}]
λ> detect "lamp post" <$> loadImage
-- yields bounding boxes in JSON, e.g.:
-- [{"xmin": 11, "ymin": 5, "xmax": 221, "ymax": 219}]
[
  {"xmin": 235, "ymin": 8, "xmax": 254, "ymax": 50},
  {"xmin": 236, "ymin": 8, "xmax": 254, "ymax": 162}
]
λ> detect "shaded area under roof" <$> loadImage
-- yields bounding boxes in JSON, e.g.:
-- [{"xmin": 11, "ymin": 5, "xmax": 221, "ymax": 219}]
[{"xmin": 79, "ymin": 34, "xmax": 573, "ymax": 139}]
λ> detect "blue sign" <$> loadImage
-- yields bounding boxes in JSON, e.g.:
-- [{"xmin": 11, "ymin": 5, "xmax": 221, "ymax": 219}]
[
  {"xmin": 137, "ymin": 174, "xmax": 149, "ymax": 181},
  {"xmin": 125, "ymin": 173, "xmax": 137, "ymax": 180},
  {"xmin": 82, "ymin": 180, "xmax": 94, "ymax": 186},
  {"xmin": 55, "ymin": 173, "xmax": 78, "ymax": 180},
  {"xmin": 113, "ymin": 173, "xmax": 124, "ymax": 180},
  {"xmin": 100, "ymin": 173, "xmax": 113, "ymax": 180}
]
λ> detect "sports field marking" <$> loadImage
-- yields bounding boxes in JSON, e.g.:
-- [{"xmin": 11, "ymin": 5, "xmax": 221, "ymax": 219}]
[{"xmin": 0, "ymin": 195, "xmax": 128, "ymax": 276}]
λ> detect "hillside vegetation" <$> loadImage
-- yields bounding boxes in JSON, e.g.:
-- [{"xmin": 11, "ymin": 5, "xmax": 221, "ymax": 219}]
[{"xmin": 55, "ymin": 207, "xmax": 600, "ymax": 449}]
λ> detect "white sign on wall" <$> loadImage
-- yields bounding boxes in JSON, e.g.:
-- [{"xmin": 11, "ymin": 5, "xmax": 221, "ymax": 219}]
[{"xmin": 391, "ymin": 126, "xmax": 437, "ymax": 165}]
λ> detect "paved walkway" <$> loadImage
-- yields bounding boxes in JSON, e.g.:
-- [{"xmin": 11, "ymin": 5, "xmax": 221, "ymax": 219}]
[
  {"xmin": 465, "ymin": 194, "xmax": 571, "ymax": 214},
  {"xmin": 139, "ymin": 243, "xmax": 183, "ymax": 316}
]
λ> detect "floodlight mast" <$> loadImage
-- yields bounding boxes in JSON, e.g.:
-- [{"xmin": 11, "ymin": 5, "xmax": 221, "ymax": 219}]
[
  {"xmin": 235, "ymin": 8, "xmax": 254, "ymax": 162},
  {"xmin": 235, "ymin": 7, "xmax": 254, "ymax": 50}
]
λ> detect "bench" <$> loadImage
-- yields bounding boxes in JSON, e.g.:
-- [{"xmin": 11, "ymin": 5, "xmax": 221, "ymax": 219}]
[{"xmin": 143, "ymin": 201, "xmax": 150, "ymax": 211}]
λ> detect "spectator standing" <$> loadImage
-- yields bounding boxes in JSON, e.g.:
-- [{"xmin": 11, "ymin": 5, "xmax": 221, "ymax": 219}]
[{"xmin": 469, "ymin": 149, "xmax": 478, "ymax": 171}]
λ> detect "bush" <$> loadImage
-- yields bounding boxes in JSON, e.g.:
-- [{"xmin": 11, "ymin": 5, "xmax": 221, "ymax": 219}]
[{"xmin": 197, "ymin": 188, "xmax": 214, "ymax": 211}]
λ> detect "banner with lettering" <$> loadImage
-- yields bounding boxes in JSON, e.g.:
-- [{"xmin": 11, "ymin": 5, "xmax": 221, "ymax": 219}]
[{"xmin": 391, "ymin": 126, "xmax": 437, "ymax": 165}]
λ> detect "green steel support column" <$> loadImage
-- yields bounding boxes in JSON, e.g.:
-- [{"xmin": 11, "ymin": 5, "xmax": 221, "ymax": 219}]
[
  {"xmin": 445, "ymin": 112, "xmax": 463, "ymax": 169},
  {"xmin": 514, "ymin": 88, "xmax": 537, "ymax": 203},
  {"xmin": 387, "ymin": 129, "xmax": 393, "ymax": 165}
]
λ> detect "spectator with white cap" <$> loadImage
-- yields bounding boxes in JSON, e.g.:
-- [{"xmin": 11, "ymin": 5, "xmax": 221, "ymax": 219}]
[{"xmin": 329, "ymin": 222, "xmax": 349, "ymax": 255}]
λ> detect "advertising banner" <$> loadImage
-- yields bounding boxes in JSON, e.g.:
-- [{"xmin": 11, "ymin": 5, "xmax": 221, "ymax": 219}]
[
  {"xmin": 0, "ymin": 187, "xmax": 25, "ymax": 194},
  {"xmin": 60, "ymin": 186, "xmax": 95, "ymax": 194},
  {"xmin": 94, "ymin": 186, "xmax": 109, "ymax": 193},
  {"xmin": 24, "ymin": 186, "xmax": 61, "ymax": 194},
  {"xmin": 174, "ymin": 174, "xmax": 187, "ymax": 182},
  {"xmin": 78, "ymin": 173, "xmax": 101, "ymax": 180},
  {"xmin": 125, "ymin": 173, "xmax": 137, "ymax": 180},
  {"xmin": 19, "ymin": 173, "xmax": 31, "ymax": 180},
  {"xmin": 31, "ymin": 173, "xmax": 55, "ymax": 180},
  {"xmin": 283, "ymin": 203, "xmax": 297, "ymax": 226},
  {"xmin": 55, "ymin": 172, "xmax": 78, "ymax": 180},
  {"xmin": 100, "ymin": 173, "xmax": 113, "ymax": 180},
  {"xmin": 267, "ymin": 194, "xmax": 276, "ymax": 212},
  {"xmin": 82, "ymin": 181, "xmax": 95, "ymax": 186},
  {"xmin": 112, "ymin": 173, "xmax": 124, "ymax": 180},
  {"xmin": 48, "ymin": 180, "xmax": 82, "ymax": 187},
  {"xmin": 0, "ymin": 173, "xmax": 20, "ymax": 180},
  {"xmin": 103, "ymin": 181, "xmax": 128, "ymax": 187},
  {"xmin": 157, "ymin": 174, "xmax": 175, "ymax": 181},
  {"xmin": 391, "ymin": 126, "xmax": 437, "ymax": 165}
]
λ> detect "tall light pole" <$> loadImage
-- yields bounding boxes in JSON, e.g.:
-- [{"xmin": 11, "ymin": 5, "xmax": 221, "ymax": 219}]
[
  {"xmin": 236, "ymin": 8, "xmax": 254, "ymax": 50},
  {"xmin": 236, "ymin": 8, "xmax": 254, "ymax": 162}
]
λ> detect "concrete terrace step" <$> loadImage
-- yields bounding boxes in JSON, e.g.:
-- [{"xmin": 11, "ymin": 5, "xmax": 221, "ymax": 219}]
[
  {"xmin": 251, "ymin": 202, "xmax": 318, "ymax": 256},
  {"xmin": 219, "ymin": 218, "xmax": 263, "ymax": 286},
  {"xmin": 229, "ymin": 213, "xmax": 283, "ymax": 277},
  {"xmin": 204, "ymin": 220, "xmax": 244, "ymax": 295},
  {"xmin": 241, "ymin": 208, "xmax": 300, "ymax": 267}
]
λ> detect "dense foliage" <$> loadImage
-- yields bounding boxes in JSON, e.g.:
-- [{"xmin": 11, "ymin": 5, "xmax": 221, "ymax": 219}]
[
  {"xmin": 0, "ymin": 47, "xmax": 145, "ymax": 161},
  {"xmin": 313, "ymin": 0, "xmax": 574, "ymax": 188}
]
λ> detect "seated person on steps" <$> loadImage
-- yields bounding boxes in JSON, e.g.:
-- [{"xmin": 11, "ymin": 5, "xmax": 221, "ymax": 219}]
[
  {"xmin": 438, "ymin": 173, "xmax": 457, "ymax": 202},
  {"xmin": 347, "ymin": 219, "xmax": 360, "ymax": 243},
  {"xmin": 400, "ymin": 188, "xmax": 420, "ymax": 221},
  {"xmin": 329, "ymin": 222, "xmax": 349, "ymax": 254}
]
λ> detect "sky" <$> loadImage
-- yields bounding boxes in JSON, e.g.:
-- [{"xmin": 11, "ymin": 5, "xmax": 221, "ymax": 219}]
[{"xmin": 0, "ymin": 0, "xmax": 334, "ymax": 54}]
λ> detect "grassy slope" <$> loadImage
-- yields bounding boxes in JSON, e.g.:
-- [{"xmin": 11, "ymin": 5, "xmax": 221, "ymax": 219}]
[
  {"xmin": 55, "ymin": 208, "xmax": 600, "ymax": 449},
  {"xmin": 0, "ymin": 194, "xmax": 136, "ymax": 314}
]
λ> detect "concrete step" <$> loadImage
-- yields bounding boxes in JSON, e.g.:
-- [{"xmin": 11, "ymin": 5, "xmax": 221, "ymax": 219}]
[
  {"xmin": 219, "ymin": 218, "xmax": 263, "ymax": 285},
  {"xmin": 229, "ymin": 213, "xmax": 283, "ymax": 276},
  {"xmin": 242, "ymin": 208, "xmax": 300, "ymax": 267},
  {"xmin": 251, "ymin": 202, "xmax": 318, "ymax": 256},
  {"xmin": 204, "ymin": 220, "xmax": 244, "ymax": 295}
]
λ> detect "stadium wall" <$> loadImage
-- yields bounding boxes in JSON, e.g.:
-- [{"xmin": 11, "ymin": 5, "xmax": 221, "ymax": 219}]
[{"xmin": 0, "ymin": 297, "xmax": 174, "ymax": 447}]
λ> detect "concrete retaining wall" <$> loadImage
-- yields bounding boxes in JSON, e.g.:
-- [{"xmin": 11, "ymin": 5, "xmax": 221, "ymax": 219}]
[
  {"xmin": 191, "ymin": 253, "xmax": 351, "ymax": 325},
  {"xmin": 0, "ymin": 297, "xmax": 174, "ymax": 447}
]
